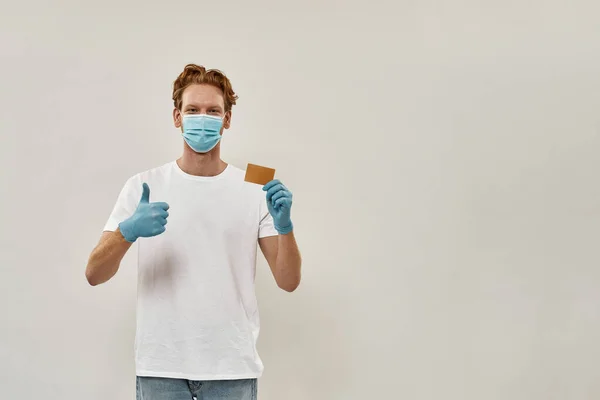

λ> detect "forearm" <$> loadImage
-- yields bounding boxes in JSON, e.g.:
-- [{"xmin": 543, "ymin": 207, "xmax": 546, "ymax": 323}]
[
  {"xmin": 85, "ymin": 229, "xmax": 133, "ymax": 286},
  {"xmin": 274, "ymin": 231, "xmax": 302, "ymax": 292}
]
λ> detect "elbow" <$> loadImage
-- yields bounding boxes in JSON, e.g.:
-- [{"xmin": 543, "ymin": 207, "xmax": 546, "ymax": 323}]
[
  {"xmin": 85, "ymin": 270, "xmax": 100, "ymax": 286},
  {"xmin": 85, "ymin": 264, "xmax": 103, "ymax": 287},
  {"xmin": 278, "ymin": 278, "xmax": 301, "ymax": 293}
]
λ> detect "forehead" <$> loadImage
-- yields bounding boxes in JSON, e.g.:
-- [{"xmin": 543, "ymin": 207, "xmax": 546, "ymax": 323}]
[{"xmin": 181, "ymin": 84, "xmax": 224, "ymax": 109}]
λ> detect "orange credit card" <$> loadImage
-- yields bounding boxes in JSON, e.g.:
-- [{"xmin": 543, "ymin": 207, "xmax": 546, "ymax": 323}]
[{"xmin": 244, "ymin": 163, "xmax": 275, "ymax": 185}]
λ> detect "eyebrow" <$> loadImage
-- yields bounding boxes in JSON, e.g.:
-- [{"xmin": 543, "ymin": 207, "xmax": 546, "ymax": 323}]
[{"xmin": 185, "ymin": 104, "xmax": 223, "ymax": 110}]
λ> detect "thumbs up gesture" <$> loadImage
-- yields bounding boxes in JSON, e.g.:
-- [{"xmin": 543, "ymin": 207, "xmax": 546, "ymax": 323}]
[{"xmin": 118, "ymin": 183, "xmax": 170, "ymax": 243}]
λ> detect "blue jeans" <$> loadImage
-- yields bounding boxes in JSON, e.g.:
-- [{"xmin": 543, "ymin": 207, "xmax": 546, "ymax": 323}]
[{"xmin": 136, "ymin": 376, "xmax": 257, "ymax": 400}]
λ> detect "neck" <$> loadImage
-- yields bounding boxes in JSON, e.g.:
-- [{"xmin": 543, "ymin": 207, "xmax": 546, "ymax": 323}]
[{"xmin": 177, "ymin": 143, "xmax": 227, "ymax": 177}]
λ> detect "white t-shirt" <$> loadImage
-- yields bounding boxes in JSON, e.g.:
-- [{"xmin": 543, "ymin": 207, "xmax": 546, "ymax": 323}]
[{"xmin": 103, "ymin": 161, "xmax": 278, "ymax": 381}]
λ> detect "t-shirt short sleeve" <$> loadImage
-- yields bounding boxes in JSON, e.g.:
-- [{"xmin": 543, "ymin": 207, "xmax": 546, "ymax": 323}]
[
  {"xmin": 103, "ymin": 175, "xmax": 140, "ymax": 232},
  {"xmin": 258, "ymin": 196, "xmax": 278, "ymax": 238}
]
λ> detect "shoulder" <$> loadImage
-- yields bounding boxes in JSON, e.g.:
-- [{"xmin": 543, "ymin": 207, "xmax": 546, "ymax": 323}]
[
  {"xmin": 137, "ymin": 161, "xmax": 174, "ymax": 181},
  {"xmin": 120, "ymin": 162, "xmax": 174, "ymax": 192},
  {"xmin": 225, "ymin": 163, "xmax": 266, "ymax": 198},
  {"xmin": 225, "ymin": 163, "xmax": 245, "ymax": 178}
]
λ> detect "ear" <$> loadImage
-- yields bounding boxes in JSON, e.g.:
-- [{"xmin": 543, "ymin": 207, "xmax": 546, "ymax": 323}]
[
  {"xmin": 223, "ymin": 111, "xmax": 232, "ymax": 129},
  {"xmin": 173, "ymin": 108, "xmax": 182, "ymax": 128}
]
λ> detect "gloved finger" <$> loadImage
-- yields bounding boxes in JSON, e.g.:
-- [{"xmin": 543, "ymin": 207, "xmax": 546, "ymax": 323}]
[
  {"xmin": 154, "ymin": 226, "xmax": 166, "ymax": 235},
  {"xmin": 159, "ymin": 217, "xmax": 168, "ymax": 226},
  {"xmin": 140, "ymin": 183, "xmax": 151, "ymax": 204},
  {"xmin": 154, "ymin": 202, "xmax": 170, "ymax": 211},
  {"xmin": 274, "ymin": 197, "xmax": 292, "ymax": 209},
  {"xmin": 262, "ymin": 179, "xmax": 281, "ymax": 192},
  {"xmin": 270, "ymin": 189, "xmax": 289, "ymax": 203},
  {"xmin": 155, "ymin": 209, "xmax": 169, "ymax": 219},
  {"xmin": 266, "ymin": 184, "xmax": 286, "ymax": 201}
]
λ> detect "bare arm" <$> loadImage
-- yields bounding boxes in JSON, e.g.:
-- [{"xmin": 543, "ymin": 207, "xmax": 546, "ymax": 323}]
[
  {"xmin": 85, "ymin": 229, "xmax": 133, "ymax": 286},
  {"xmin": 259, "ymin": 232, "xmax": 302, "ymax": 292}
]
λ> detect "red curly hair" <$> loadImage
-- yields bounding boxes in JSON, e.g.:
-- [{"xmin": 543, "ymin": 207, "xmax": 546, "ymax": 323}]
[{"xmin": 172, "ymin": 64, "xmax": 238, "ymax": 112}]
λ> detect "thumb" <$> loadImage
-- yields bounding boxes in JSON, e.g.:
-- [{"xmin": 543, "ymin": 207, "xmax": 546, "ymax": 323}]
[{"xmin": 140, "ymin": 183, "xmax": 150, "ymax": 204}]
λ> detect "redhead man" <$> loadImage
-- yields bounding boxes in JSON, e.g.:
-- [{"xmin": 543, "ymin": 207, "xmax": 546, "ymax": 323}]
[{"xmin": 85, "ymin": 64, "xmax": 301, "ymax": 400}]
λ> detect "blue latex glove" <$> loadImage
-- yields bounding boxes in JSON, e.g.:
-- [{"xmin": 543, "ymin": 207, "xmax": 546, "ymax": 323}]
[
  {"xmin": 263, "ymin": 179, "xmax": 293, "ymax": 234},
  {"xmin": 118, "ymin": 183, "xmax": 170, "ymax": 243}
]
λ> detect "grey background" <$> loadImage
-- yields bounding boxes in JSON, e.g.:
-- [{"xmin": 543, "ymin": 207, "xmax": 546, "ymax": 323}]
[{"xmin": 1, "ymin": 0, "xmax": 599, "ymax": 399}]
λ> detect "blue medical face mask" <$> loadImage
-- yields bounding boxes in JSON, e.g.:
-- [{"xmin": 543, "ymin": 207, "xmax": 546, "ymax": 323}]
[{"xmin": 181, "ymin": 114, "xmax": 224, "ymax": 153}]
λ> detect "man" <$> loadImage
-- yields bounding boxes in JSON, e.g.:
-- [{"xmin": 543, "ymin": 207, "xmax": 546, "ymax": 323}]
[{"xmin": 85, "ymin": 64, "xmax": 302, "ymax": 400}]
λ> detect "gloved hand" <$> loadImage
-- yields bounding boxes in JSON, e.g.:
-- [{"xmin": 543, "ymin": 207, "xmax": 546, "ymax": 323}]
[
  {"xmin": 118, "ymin": 183, "xmax": 170, "ymax": 243},
  {"xmin": 263, "ymin": 179, "xmax": 293, "ymax": 234}
]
